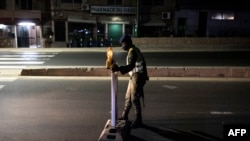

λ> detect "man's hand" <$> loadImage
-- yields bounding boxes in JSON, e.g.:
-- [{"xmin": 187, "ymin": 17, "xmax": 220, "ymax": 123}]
[{"xmin": 111, "ymin": 64, "xmax": 120, "ymax": 72}]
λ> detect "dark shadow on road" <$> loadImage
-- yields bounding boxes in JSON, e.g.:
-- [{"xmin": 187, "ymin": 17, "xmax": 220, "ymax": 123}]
[
  {"xmin": 128, "ymin": 135, "xmax": 146, "ymax": 141},
  {"xmin": 128, "ymin": 124, "xmax": 223, "ymax": 141}
]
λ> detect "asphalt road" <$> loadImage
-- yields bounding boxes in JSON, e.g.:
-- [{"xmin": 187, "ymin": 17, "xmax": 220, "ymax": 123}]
[
  {"xmin": 1, "ymin": 50, "xmax": 250, "ymax": 68},
  {"xmin": 49, "ymin": 51, "xmax": 250, "ymax": 67},
  {"xmin": 0, "ymin": 77, "xmax": 250, "ymax": 141}
]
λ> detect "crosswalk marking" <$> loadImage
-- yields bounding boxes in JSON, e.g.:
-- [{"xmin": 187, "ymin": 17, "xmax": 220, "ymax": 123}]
[
  {"xmin": 11, "ymin": 52, "xmax": 58, "ymax": 54},
  {"xmin": 0, "ymin": 58, "xmax": 50, "ymax": 61},
  {"xmin": 0, "ymin": 52, "xmax": 58, "ymax": 68},
  {"xmin": 0, "ymin": 61, "xmax": 44, "ymax": 64},
  {"xmin": 0, "ymin": 66, "xmax": 26, "ymax": 68},
  {"xmin": 0, "ymin": 54, "xmax": 56, "ymax": 58}
]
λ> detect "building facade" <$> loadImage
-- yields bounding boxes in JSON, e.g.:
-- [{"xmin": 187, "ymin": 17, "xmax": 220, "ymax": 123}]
[
  {"xmin": 50, "ymin": 0, "xmax": 137, "ymax": 47},
  {"xmin": 50, "ymin": 0, "xmax": 174, "ymax": 47},
  {"xmin": 175, "ymin": 0, "xmax": 250, "ymax": 37},
  {"xmin": 0, "ymin": 0, "xmax": 50, "ymax": 48},
  {"xmin": 1, "ymin": 0, "xmax": 250, "ymax": 48}
]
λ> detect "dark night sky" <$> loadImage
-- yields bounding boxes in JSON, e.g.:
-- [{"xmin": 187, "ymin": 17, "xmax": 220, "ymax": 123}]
[{"xmin": 177, "ymin": 0, "xmax": 250, "ymax": 10}]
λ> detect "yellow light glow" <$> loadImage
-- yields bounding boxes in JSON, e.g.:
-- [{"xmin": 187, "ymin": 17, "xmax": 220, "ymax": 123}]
[
  {"xmin": 107, "ymin": 47, "xmax": 113, "ymax": 59},
  {"xmin": 106, "ymin": 47, "xmax": 113, "ymax": 69}
]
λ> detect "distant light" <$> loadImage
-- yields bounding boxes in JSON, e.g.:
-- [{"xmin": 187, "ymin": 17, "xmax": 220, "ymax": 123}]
[
  {"xmin": 0, "ymin": 24, "xmax": 6, "ymax": 29},
  {"xmin": 18, "ymin": 22, "xmax": 36, "ymax": 26},
  {"xmin": 112, "ymin": 16, "xmax": 121, "ymax": 21},
  {"xmin": 211, "ymin": 12, "xmax": 234, "ymax": 20}
]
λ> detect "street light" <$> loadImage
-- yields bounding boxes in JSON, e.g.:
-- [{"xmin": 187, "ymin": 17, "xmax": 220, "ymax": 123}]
[
  {"xmin": 18, "ymin": 22, "xmax": 35, "ymax": 26},
  {"xmin": 0, "ymin": 24, "xmax": 6, "ymax": 29}
]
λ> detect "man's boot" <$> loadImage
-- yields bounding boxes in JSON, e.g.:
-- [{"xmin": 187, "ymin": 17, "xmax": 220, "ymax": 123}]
[
  {"xmin": 118, "ymin": 110, "xmax": 129, "ymax": 120},
  {"xmin": 131, "ymin": 113, "xmax": 142, "ymax": 128}
]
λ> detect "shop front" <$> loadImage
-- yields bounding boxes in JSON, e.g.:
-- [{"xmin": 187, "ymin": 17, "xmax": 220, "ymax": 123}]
[
  {"xmin": 16, "ymin": 21, "xmax": 41, "ymax": 48},
  {"xmin": 0, "ymin": 21, "xmax": 41, "ymax": 48}
]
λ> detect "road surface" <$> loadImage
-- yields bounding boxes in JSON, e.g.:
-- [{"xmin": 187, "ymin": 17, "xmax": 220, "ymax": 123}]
[{"xmin": 0, "ymin": 77, "xmax": 250, "ymax": 141}]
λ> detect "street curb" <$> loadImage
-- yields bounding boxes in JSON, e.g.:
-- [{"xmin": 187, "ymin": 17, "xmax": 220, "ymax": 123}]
[{"xmin": 20, "ymin": 67, "xmax": 250, "ymax": 78}]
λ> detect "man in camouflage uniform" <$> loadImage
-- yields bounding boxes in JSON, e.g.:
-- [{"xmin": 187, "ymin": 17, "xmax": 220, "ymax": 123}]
[{"xmin": 112, "ymin": 34, "xmax": 149, "ymax": 128}]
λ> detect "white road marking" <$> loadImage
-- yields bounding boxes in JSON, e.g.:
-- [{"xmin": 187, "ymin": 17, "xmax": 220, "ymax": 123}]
[
  {"xmin": 0, "ymin": 77, "xmax": 17, "ymax": 90},
  {"xmin": 0, "ymin": 52, "xmax": 57, "ymax": 66},
  {"xmin": 0, "ymin": 61, "xmax": 44, "ymax": 64},
  {"xmin": 0, "ymin": 77, "xmax": 17, "ymax": 82},
  {"xmin": 0, "ymin": 58, "xmax": 50, "ymax": 61},
  {"xmin": 0, "ymin": 55, "xmax": 55, "ymax": 57},
  {"xmin": 0, "ymin": 66, "xmax": 27, "ymax": 68},
  {"xmin": 163, "ymin": 84, "xmax": 178, "ymax": 89},
  {"xmin": 210, "ymin": 111, "xmax": 233, "ymax": 115},
  {"xmin": 0, "ymin": 85, "xmax": 5, "ymax": 90},
  {"xmin": 177, "ymin": 111, "xmax": 234, "ymax": 115}
]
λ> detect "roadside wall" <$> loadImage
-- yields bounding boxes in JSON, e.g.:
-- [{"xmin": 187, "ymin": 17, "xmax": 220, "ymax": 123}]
[
  {"xmin": 20, "ymin": 67, "xmax": 250, "ymax": 78},
  {"xmin": 132, "ymin": 37, "xmax": 250, "ymax": 48}
]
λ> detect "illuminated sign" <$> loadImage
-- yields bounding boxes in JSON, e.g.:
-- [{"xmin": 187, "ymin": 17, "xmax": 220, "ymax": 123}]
[{"xmin": 91, "ymin": 6, "xmax": 136, "ymax": 14}]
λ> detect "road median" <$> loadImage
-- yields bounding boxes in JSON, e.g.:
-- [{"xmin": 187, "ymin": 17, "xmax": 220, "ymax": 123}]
[{"xmin": 20, "ymin": 66, "xmax": 250, "ymax": 78}]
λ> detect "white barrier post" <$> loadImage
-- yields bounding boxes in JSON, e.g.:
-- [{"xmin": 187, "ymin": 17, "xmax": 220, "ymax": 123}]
[
  {"xmin": 111, "ymin": 71, "xmax": 118, "ymax": 127},
  {"xmin": 99, "ymin": 47, "xmax": 130, "ymax": 141},
  {"xmin": 106, "ymin": 47, "xmax": 118, "ymax": 127}
]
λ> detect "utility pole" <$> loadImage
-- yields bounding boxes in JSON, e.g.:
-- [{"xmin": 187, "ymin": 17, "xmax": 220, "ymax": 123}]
[{"xmin": 135, "ymin": 0, "xmax": 141, "ymax": 37}]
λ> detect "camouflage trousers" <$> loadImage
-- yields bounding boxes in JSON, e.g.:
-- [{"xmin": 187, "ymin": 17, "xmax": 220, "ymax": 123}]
[{"xmin": 122, "ymin": 75, "xmax": 146, "ymax": 119}]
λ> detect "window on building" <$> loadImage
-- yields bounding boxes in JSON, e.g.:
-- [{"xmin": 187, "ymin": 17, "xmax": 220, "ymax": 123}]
[
  {"xmin": 142, "ymin": 0, "xmax": 164, "ymax": 6},
  {"xmin": 108, "ymin": 0, "xmax": 122, "ymax": 5},
  {"xmin": 125, "ymin": 25, "xmax": 133, "ymax": 35},
  {"xmin": 61, "ymin": 0, "xmax": 82, "ymax": 4},
  {"xmin": 154, "ymin": 0, "xmax": 164, "ymax": 6},
  {"xmin": 0, "ymin": 0, "xmax": 6, "ymax": 9},
  {"xmin": 15, "ymin": 0, "xmax": 32, "ymax": 10},
  {"xmin": 211, "ymin": 12, "xmax": 235, "ymax": 20}
]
